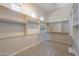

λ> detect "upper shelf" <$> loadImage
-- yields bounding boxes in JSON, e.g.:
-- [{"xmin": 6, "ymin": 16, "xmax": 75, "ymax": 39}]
[{"xmin": 0, "ymin": 18, "xmax": 26, "ymax": 24}]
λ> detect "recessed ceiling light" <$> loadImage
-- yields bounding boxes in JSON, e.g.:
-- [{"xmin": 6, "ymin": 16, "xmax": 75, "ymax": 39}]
[
  {"xmin": 32, "ymin": 13, "xmax": 36, "ymax": 18},
  {"xmin": 40, "ymin": 16, "xmax": 44, "ymax": 21}
]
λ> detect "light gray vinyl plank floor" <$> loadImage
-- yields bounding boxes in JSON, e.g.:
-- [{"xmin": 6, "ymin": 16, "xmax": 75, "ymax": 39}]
[{"xmin": 15, "ymin": 33, "xmax": 74, "ymax": 56}]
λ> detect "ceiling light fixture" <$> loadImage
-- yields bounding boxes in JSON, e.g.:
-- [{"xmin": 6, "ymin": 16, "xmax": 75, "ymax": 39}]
[
  {"xmin": 32, "ymin": 13, "xmax": 36, "ymax": 18},
  {"xmin": 40, "ymin": 16, "xmax": 44, "ymax": 21}
]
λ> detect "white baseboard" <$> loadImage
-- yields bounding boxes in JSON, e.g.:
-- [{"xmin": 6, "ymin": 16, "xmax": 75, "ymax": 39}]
[{"xmin": 9, "ymin": 40, "xmax": 44, "ymax": 56}]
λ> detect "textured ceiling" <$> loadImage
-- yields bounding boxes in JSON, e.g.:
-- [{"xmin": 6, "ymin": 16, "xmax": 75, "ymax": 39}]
[
  {"xmin": 36, "ymin": 3, "xmax": 70, "ymax": 13},
  {"xmin": 37, "ymin": 3, "xmax": 57, "ymax": 13}
]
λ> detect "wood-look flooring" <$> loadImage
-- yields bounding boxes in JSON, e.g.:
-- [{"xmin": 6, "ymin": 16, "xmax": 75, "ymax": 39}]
[{"xmin": 15, "ymin": 33, "xmax": 74, "ymax": 56}]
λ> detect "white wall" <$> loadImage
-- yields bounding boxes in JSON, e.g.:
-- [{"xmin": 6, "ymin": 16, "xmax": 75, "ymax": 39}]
[
  {"xmin": 52, "ymin": 22, "xmax": 62, "ymax": 32},
  {"xmin": 47, "ymin": 21, "xmax": 69, "ymax": 33}
]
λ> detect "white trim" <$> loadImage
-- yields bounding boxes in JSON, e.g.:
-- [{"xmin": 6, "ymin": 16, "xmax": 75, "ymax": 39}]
[
  {"xmin": 47, "ymin": 18, "xmax": 68, "ymax": 23},
  {"xmin": 9, "ymin": 40, "xmax": 44, "ymax": 56}
]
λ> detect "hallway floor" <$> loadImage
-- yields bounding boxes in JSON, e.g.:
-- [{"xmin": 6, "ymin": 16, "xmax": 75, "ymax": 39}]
[{"xmin": 15, "ymin": 33, "xmax": 74, "ymax": 56}]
